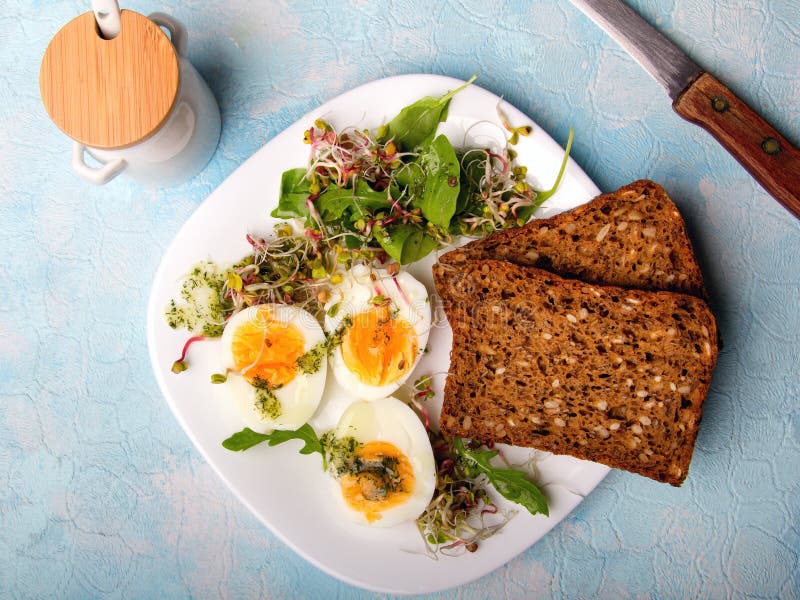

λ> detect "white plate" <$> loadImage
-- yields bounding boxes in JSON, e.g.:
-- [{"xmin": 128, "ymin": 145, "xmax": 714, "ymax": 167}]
[{"xmin": 147, "ymin": 74, "xmax": 608, "ymax": 595}]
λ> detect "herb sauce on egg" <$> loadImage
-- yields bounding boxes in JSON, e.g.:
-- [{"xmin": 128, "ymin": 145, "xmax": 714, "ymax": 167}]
[{"xmin": 164, "ymin": 261, "xmax": 229, "ymax": 336}]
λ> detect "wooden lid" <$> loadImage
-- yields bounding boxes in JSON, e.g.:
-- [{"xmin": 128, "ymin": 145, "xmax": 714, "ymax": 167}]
[{"xmin": 40, "ymin": 10, "xmax": 179, "ymax": 150}]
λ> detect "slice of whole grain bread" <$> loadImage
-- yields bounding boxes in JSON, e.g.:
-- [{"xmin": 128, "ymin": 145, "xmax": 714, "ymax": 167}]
[
  {"xmin": 433, "ymin": 258, "xmax": 718, "ymax": 486},
  {"xmin": 441, "ymin": 180, "xmax": 705, "ymax": 297}
]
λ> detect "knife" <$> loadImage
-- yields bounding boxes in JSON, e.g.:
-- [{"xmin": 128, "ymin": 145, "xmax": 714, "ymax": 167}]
[{"xmin": 569, "ymin": 0, "xmax": 800, "ymax": 220}]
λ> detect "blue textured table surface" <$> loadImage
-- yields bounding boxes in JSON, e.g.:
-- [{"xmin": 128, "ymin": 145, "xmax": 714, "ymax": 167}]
[{"xmin": 2, "ymin": 0, "xmax": 799, "ymax": 597}]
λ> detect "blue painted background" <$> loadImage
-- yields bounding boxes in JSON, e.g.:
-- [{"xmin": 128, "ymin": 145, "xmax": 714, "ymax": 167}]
[{"xmin": 1, "ymin": 0, "xmax": 798, "ymax": 597}]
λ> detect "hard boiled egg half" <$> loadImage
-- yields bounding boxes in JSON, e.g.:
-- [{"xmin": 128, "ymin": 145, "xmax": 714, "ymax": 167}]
[
  {"xmin": 323, "ymin": 265, "xmax": 430, "ymax": 400},
  {"xmin": 327, "ymin": 397, "xmax": 436, "ymax": 527},
  {"xmin": 220, "ymin": 304, "xmax": 327, "ymax": 432}
]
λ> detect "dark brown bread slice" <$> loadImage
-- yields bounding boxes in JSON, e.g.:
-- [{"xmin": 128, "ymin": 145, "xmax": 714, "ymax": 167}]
[
  {"xmin": 433, "ymin": 259, "xmax": 718, "ymax": 486},
  {"xmin": 440, "ymin": 180, "xmax": 705, "ymax": 297}
]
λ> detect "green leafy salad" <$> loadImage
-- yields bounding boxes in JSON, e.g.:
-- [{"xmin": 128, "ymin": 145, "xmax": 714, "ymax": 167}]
[
  {"xmin": 272, "ymin": 75, "xmax": 572, "ymax": 266},
  {"xmin": 165, "ymin": 77, "xmax": 572, "ymax": 556}
]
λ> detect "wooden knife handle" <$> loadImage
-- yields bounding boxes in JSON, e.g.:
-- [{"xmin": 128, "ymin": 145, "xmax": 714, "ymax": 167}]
[{"xmin": 673, "ymin": 72, "xmax": 800, "ymax": 220}]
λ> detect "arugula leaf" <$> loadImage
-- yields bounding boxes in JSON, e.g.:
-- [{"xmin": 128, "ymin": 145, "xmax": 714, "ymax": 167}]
[
  {"xmin": 267, "ymin": 425, "xmax": 324, "ymax": 455},
  {"xmin": 271, "ymin": 168, "xmax": 311, "ymax": 219},
  {"xmin": 378, "ymin": 75, "xmax": 477, "ymax": 151},
  {"xmin": 413, "ymin": 134, "xmax": 460, "ymax": 228},
  {"xmin": 316, "ymin": 181, "xmax": 392, "ymax": 222},
  {"xmin": 515, "ymin": 127, "xmax": 574, "ymax": 223},
  {"xmin": 222, "ymin": 423, "xmax": 323, "ymax": 460},
  {"xmin": 374, "ymin": 223, "xmax": 438, "ymax": 265},
  {"xmin": 454, "ymin": 438, "xmax": 549, "ymax": 517},
  {"xmin": 222, "ymin": 428, "xmax": 270, "ymax": 451}
]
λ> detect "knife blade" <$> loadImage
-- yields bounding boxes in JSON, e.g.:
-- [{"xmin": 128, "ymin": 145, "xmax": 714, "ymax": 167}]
[{"xmin": 569, "ymin": 0, "xmax": 800, "ymax": 220}]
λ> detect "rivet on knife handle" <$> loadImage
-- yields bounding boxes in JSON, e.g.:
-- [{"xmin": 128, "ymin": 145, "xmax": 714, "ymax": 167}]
[{"xmin": 673, "ymin": 72, "xmax": 800, "ymax": 220}]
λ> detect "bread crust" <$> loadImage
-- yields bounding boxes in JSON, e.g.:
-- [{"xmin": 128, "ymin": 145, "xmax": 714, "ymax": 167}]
[{"xmin": 433, "ymin": 259, "xmax": 718, "ymax": 486}]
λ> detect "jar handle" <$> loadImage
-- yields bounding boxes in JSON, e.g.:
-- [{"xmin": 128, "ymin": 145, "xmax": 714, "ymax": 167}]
[
  {"xmin": 148, "ymin": 12, "xmax": 188, "ymax": 58},
  {"xmin": 72, "ymin": 142, "xmax": 126, "ymax": 185}
]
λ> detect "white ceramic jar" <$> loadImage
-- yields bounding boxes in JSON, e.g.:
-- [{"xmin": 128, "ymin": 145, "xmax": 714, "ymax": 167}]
[
  {"xmin": 75, "ymin": 14, "xmax": 221, "ymax": 187},
  {"xmin": 40, "ymin": 7, "xmax": 221, "ymax": 188}
]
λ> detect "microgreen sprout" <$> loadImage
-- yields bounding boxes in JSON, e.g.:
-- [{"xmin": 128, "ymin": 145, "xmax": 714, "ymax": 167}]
[
  {"xmin": 404, "ymin": 374, "xmax": 514, "ymax": 556},
  {"xmin": 416, "ymin": 434, "xmax": 515, "ymax": 557},
  {"xmin": 369, "ymin": 294, "xmax": 390, "ymax": 307},
  {"xmin": 171, "ymin": 335, "xmax": 207, "ymax": 374},
  {"xmin": 413, "ymin": 375, "xmax": 435, "ymax": 402},
  {"xmin": 304, "ymin": 124, "xmax": 410, "ymax": 192},
  {"xmin": 497, "ymin": 104, "xmax": 533, "ymax": 145},
  {"xmin": 210, "ymin": 373, "xmax": 228, "ymax": 384},
  {"xmin": 220, "ymin": 225, "xmax": 376, "ymax": 321},
  {"xmin": 454, "ymin": 146, "xmax": 538, "ymax": 234},
  {"xmin": 171, "ymin": 361, "xmax": 187, "ymax": 374}
]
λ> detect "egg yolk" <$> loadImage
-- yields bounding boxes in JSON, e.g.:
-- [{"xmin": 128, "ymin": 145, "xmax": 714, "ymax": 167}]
[
  {"xmin": 230, "ymin": 307, "xmax": 305, "ymax": 387},
  {"xmin": 339, "ymin": 441, "xmax": 415, "ymax": 523},
  {"xmin": 341, "ymin": 306, "xmax": 418, "ymax": 387}
]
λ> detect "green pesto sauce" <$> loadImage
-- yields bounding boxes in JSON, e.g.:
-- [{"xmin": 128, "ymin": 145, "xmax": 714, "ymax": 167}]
[
  {"xmin": 296, "ymin": 342, "xmax": 325, "ymax": 375},
  {"xmin": 252, "ymin": 377, "xmax": 283, "ymax": 419},
  {"xmin": 324, "ymin": 316, "xmax": 353, "ymax": 352},
  {"xmin": 320, "ymin": 433, "xmax": 361, "ymax": 476},
  {"xmin": 164, "ymin": 261, "xmax": 229, "ymax": 337},
  {"xmin": 255, "ymin": 388, "xmax": 282, "ymax": 420}
]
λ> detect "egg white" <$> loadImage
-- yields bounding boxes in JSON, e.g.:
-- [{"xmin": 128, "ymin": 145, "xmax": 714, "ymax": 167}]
[
  {"xmin": 331, "ymin": 396, "xmax": 436, "ymax": 527},
  {"xmin": 323, "ymin": 265, "xmax": 431, "ymax": 400},
  {"xmin": 220, "ymin": 304, "xmax": 327, "ymax": 432}
]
